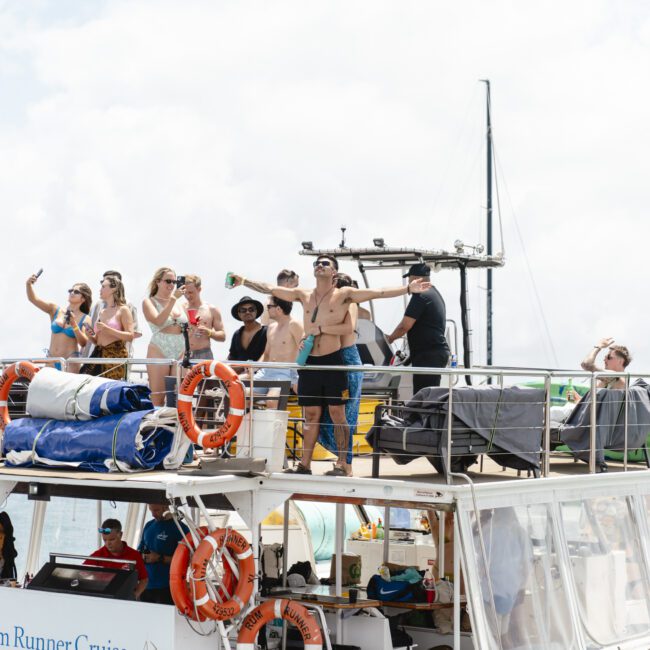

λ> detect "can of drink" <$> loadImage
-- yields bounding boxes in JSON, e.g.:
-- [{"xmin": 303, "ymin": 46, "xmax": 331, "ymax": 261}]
[{"xmin": 225, "ymin": 272, "xmax": 235, "ymax": 288}]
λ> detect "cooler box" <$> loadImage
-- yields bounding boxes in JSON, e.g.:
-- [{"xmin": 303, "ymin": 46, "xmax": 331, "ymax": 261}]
[{"xmin": 236, "ymin": 409, "xmax": 288, "ymax": 472}]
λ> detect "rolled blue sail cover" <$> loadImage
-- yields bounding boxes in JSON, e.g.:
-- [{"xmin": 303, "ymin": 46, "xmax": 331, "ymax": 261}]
[
  {"xmin": 26, "ymin": 368, "xmax": 153, "ymax": 420},
  {"xmin": 3, "ymin": 409, "xmax": 174, "ymax": 472}
]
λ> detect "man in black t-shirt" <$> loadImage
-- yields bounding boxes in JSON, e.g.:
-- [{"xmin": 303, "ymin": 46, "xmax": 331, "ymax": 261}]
[
  {"xmin": 228, "ymin": 296, "xmax": 267, "ymax": 374},
  {"xmin": 387, "ymin": 263, "xmax": 450, "ymax": 393}
]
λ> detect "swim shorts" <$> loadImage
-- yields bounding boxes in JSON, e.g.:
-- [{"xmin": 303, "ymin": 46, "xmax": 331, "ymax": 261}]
[{"xmin": 298, "ymin": 349, "xmax": 349, "ymax": 407}]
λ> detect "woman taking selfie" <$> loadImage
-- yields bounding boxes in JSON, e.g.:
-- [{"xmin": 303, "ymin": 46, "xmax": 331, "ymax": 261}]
[
  {"xmin": 143, "ymin": 267, "xmax": 187, "ymax": 406},
  {"xmin": 25, "ymin": 272, "xmax": 92, "ymax": 370},
  {"xmin": 81, "ymin": 276, "xmax": 135, "ymax": 380}
]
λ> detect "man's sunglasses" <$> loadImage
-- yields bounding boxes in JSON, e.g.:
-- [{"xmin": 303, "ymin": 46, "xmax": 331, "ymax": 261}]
[
  {"xmin": 68, "ymin": 289, "xmax": 82, "ymax": 295},
  {"xmin": 313, "ymin": 260, "xmax": 332, "ymax": 268},
  {"xmin": 267, "ymin": 303, "xmax": 278, "ymax": 309},
  {"xmin": 238, "ymin": 306, "xmax": 257, "ymax": 313},
  {"xmin": 98, "ymin": 527, "xmax": 115, "ymax": 534},
  {"xmin": 162, "ymin": 279, "xmax": 176, "ymax": 285}
]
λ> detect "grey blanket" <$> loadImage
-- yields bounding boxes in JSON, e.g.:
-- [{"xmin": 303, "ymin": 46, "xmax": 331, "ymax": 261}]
[
  {"xmin": 369, "ymin": 385, "xmax": 545, "ymax": 470},
  {"xmin": 559, "ymin": 380, "xmax": 650, "ymax": 464}
]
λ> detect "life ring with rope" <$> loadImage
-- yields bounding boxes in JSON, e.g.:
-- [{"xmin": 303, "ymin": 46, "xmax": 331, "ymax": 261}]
[
  {"xmin": 177, "ymin": 360, "xmax": 245, "ymax": 448},
  {"xmin": 170, "ymin": 526, "xmax": 236, "ymax": 621},
  {"xmin": 0, "ymin": 361, "xmax": 40, "ymax": 431},
  {"xmin": 189, "ymin": 528, "xmax": 255, "ymax": 621},
  {"xmin": 237, "ymin": 599, "xmax": 323, "ymax": 650}
]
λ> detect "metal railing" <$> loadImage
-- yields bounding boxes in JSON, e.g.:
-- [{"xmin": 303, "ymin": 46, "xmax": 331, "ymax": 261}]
[{"xmin": 0, "ymin": 356, "xmax": 645, "ymax": 480}]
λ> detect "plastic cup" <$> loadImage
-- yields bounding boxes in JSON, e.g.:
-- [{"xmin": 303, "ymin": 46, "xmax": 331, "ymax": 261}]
[
  {"xmin": 187, "ymin": 309, "xmax": 199, "ymax": 326},
  {"xmin": 426, "ymin": 587, "xmax": 435, "ymax": 603},
  {"xmin": 348, "ymin": 588, "xmax": 358, "ymax": 604}
]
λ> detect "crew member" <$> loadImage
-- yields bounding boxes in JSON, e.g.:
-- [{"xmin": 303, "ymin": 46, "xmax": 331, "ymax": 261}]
[
  {"xmin": 138, "ymin": 504, "xmax": 189, "ymax": 604},
  {"xmin": 387, "ymin": 263, "xmax": 449, "ymax": 393},
  {"xmin": 88, "ymin": 518, "xmax": 147, "ymax": 600}
]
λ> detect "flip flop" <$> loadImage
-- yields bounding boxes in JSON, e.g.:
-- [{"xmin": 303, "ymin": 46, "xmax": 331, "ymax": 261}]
[{"xmin": 283, "ymin": 463, "xmax": 312, "ymax": 475}]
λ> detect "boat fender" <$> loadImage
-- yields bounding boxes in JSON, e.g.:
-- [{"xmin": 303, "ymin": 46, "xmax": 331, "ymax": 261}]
[
  {"xmin": 0, "ymin": 362, "xmax": 40, "ymax": 431},
  {"xmin": 237, "ymin": 599, "xmax": 323, "ymax": 650},
  {"xmin": 190, "ymin": 528, "xmax": 255, "ymax": 621},
  {"xmin": 169, "ymin": 526, "xmax": 236, "ymax": 622},
  {"xmin": 177, "ymin": 360, "xmax": 245, "ymax": 449}
]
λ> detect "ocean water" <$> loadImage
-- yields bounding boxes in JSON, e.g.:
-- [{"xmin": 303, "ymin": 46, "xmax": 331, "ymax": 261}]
[{"xmin": 3, "ymin": 493, "xmax": 129, "ymax": 577}]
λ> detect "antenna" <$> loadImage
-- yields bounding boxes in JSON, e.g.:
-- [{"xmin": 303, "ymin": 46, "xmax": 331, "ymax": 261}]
[{"xmin": 339, "ymin": 225, "xmax": 347, "ymax": 248}]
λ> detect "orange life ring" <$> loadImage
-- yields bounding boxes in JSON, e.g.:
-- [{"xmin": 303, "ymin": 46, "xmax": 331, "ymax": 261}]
[
  {"xmin": 170, "ymin": 526, "xmax": 236, "ymax": 621},
  {"xmin": 237, "ymin": 599, "xmax": 323, "ymax": 650},
  {"xmin": 177, "ymin": 361, "xmax": 245, "ymax": 448},
  {"xmin": 0, "ymin": 362, "xmax": 40, "ymax": 431},
  {"xmin": 190, "ymin": 528, "xmax": 255, "ymax": 621}
]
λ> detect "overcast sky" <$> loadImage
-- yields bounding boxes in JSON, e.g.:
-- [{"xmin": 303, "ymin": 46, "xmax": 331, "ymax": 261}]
[{"xmin": 1, "ymin": 0, "xmax": 649, "ymax": 377}]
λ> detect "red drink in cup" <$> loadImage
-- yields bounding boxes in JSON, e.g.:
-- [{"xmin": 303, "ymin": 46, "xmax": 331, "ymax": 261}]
[{"xmin": 187, "ymin": 309, "xmax": 199, "ymax": 326}]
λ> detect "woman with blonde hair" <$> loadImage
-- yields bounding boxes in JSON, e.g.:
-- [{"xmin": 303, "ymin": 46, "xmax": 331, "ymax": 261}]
[
  {"xmin": 25, "ymin": 273, "xmax": 92, "ymax": 371},
  {"xmin": 142, "ymin": 267, "xmax": 187, "ymax": 406},
  {"xmin": 81, "ymin": 276, "xmax": 135, "ymax": 380}
]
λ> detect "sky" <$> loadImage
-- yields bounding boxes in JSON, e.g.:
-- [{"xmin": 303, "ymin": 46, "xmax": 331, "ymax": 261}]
[{"xmin": 1, "ymin": 0, "xmax": 649, "ymax": 375}]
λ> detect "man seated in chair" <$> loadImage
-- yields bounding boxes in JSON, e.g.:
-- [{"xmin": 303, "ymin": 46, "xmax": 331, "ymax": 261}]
[{"xmin": 248, "ymin": 297, "xmax": 304, "ymax": 409}]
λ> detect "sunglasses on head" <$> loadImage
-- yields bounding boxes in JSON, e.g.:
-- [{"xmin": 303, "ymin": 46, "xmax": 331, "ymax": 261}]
[
  {"xmin": 162, "ymin": 278, "xmax": 176, "ymax": 285},
  {"xmin": 238, "ymin": 306, "xmax": 256, "ymax": 313},
  {"xmin": 68, "ymin": 288, "xmax": 82, "ymax": 295},
  {"xmin": 313, "ymin": 259, "xmax": 332, "ymax": 268},
  {"xmin": 98, "ymin": 527, "xmax": 115, "ymax": 534}
]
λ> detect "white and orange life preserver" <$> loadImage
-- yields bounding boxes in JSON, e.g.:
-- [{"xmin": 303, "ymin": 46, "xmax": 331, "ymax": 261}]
[
  {"xmin": 170, "ymin": 526, "xmax": 236, "ymax": 621},
  {"xmin": 237, "ymin": 599, "xmax": 323, "ymax": 650},
  {"xmin": 0, "ymin": 361, "xmax": 40, "ymax": 431},
  {"xmin": 190, "ymin": 528, "xmax": 255, "ymax": 621},
  {"xmin": 177, "ymin": 360, "xmax": 245, "ymax": 449}
]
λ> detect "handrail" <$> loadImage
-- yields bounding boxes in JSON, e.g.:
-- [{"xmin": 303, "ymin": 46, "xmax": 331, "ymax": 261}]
[{"xmin": 1, "ymin": 355, "xmax": 645, "ymax": 477}]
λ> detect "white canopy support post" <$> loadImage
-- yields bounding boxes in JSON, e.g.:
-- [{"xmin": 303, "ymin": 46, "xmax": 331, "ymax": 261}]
[
  {"xmin": 96, "ymin": 501, "xmax": 103, "ymax": 548},
  {"xmin": 335, "ymin": 502, "xmax": 344, "ymax": 644},
  {"xmin": 454, "ymin": 513, "xmax": 461, "ymax": 650},
  {"xmin": 438, "ymin": 511, "xmax": 446, "ymax": 581},
  {"xmin": 25, "ymin": 499, "xmax": 48, "ymax": 577},
  {"xmin": 382, "ymin": 504, "xmax": 390, "ymax": 564}
]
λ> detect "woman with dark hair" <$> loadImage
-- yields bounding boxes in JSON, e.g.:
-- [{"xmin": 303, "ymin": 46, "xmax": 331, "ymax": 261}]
[
  {"xmin": 318, "ymin": 273, "xmax": 363, "ymax": 469},
  {"xmin": 142, "ymin": 267, "xmax": 187, "ymax": 406},
  {"xmin": 26, "ymin": 273, "xmax": 92, "ymax": 371},
  {"xmin": 0, "ymin": 512, "xmax": 18, "ymax": 581},
  {"xmin": 81, "ymin": 276, "xmax": 135, "ymax": 380}
]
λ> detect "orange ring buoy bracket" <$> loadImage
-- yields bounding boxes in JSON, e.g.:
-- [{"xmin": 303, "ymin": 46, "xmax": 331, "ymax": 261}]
[
  {"xmin": 237, "ymin": 599, "xmax": 323, "ymax": 650},
  {"xmin": 189, "ymin": 528, "xmax": 255, "ymax": 621},
  {"xmin": 177, "ymin": 360, "xmax": 245, "ymax": 449},
  {"xmin": 0, "ymin": 361, "xmax": 40, "ymax": 431}
]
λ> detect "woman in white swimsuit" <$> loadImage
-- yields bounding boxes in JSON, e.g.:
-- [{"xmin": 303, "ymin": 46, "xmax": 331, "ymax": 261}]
[{"xmin": 142, "ymin": 267, "xmax": 187, "ymax": 406}]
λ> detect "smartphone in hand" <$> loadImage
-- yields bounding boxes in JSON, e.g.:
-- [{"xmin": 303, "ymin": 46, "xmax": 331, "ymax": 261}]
[
  {"xmin": 35, "ymin": 268, "xmax": 43, "ymax": 279},
  {"xmin": 176, "ymin": 275, "xmax": 186, "ymax": 288}
]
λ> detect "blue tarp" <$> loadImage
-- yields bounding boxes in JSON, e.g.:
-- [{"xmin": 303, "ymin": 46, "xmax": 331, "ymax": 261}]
[
  {"xmin": 87, "ymin": 381, "xmax": 154, "ymax": 417},
  {"xmin": 3, "ymin": 409, "xmax": 174, "ymax": 472}
]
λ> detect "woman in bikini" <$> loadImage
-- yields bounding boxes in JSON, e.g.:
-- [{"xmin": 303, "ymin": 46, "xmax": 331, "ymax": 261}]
[
  {"xmin": 82, "ymin": 276, "xmax": 135, "ymax": 380},
  {"xmin": 26, "ymin": 273, "xmax": 92, "ymax": 371},
  {"xmin": 143, "ymin": 267, "xmax": 187, "ymax": 406}
]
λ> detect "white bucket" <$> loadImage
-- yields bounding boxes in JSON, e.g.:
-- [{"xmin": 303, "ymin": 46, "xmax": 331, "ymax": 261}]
[{"xmin": 236, "ymin": 409, "xmax": 288, "ymax": 472}]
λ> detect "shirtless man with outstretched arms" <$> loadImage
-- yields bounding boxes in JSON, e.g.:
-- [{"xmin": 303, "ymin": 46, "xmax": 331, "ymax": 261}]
[{"xmin": 231, "ymin": 254, "xmax": 430, "ymax": 476}]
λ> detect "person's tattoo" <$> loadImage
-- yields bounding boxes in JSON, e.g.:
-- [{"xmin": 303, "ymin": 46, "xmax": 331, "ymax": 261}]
[
  {"xmin": 244, "ymin": 279, "xmax": 272, "ymax": 294},
  {"xmin": 334, "ymin": 422, "xmax": 348, "ymax": 458}
]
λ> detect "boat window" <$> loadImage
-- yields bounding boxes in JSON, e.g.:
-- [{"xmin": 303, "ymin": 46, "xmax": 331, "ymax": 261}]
[
  {"xmin": 559, "ymin": 496, "xmax": 650, "ymax": 645},
  {"xmin": 37, "ymin": 498, "xmax": 129, "ymax": 569},
  {"xmin": 1, "ymin": 494, "xmax": 34, "ymax": 579},
  {"xmin": 470, "ymin": 504, "xmax": 578, "ymax": 649},
  {"xmin": 364, "ymin": 505, "xmax": 418, "ymax": 530}
]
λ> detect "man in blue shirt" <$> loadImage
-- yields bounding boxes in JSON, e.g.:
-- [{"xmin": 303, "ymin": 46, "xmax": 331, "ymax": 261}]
[{"xmin": 138, "ymin": 503, "xmax": 188, "ymax": 604}]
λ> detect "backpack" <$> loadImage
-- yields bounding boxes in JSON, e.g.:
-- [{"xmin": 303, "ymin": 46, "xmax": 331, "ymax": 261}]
[{"xmin": 366, "ymin": 575, "xmax": 427, "ymax": 602}]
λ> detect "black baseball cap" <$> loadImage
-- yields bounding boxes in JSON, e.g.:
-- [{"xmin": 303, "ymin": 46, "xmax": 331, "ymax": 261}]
[{"xmin": 402, "ymin": 263, "xmax": 431, "ymax": 278}]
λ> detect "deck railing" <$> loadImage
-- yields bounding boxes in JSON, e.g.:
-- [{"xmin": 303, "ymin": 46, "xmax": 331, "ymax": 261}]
[{"xmin": 0, "ymin": 356, "xmax": 644, "ymax": 480}]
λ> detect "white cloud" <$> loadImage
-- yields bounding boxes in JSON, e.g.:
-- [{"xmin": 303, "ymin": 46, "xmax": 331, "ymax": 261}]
[{"xmin": 0, "ymin": 0, "xmax": 649, "ymax": 375}]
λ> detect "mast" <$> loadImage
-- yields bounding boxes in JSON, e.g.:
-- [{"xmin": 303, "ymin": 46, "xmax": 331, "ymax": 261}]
[{"xmin": 481, "ymin": 79, "xmax": 493, "ymax": 371}]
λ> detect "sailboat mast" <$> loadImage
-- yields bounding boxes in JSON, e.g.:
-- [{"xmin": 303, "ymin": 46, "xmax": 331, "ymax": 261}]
[{"xmin": 483, "ymin": 79, "xmax": 493, "ymax": 369}]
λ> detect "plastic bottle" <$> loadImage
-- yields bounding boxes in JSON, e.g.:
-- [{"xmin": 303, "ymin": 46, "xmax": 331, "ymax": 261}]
[
  {"xmin": 376, "ymin": 517, "xmax": 385, "ymax": 540},
  {"xmin": 566, "ymin": 377, "xmax": 574, "ymax": 403},
  {"xmin": 371, "ymin": 522, "xmax": 377, "ymax": 540},
  {"xmin": 423, "ymin": 569, "xmax": 436, "ymax": 604},
  {"xmin": 296, "ymin": 335, "xmax": 315, "ymax": 366},
  {"xmin": 379, "ymin": 564, "xmax": 391, "ymax": 581},
  {"xmin": 450, "ymin": 354, "xmax": 458, "ymax": 368}
]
